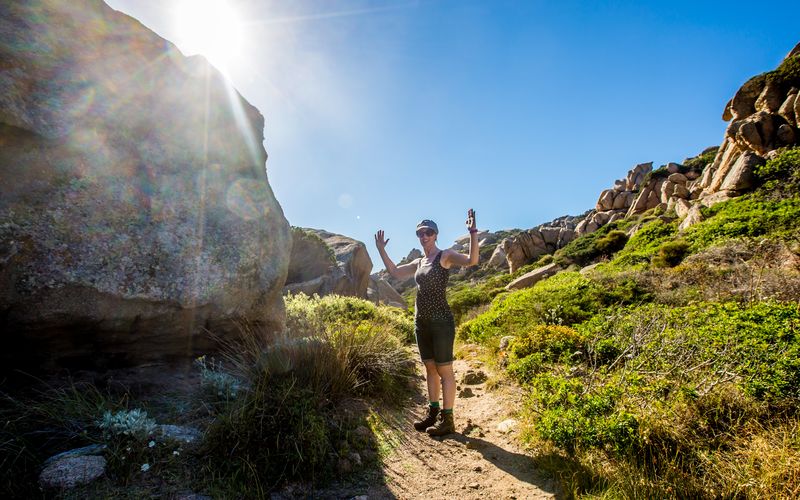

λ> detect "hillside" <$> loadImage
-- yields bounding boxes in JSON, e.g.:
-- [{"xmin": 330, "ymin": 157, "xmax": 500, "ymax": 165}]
[{"xmin": 441, "ymin": 46, "xmax": 800, "ymax": 497}]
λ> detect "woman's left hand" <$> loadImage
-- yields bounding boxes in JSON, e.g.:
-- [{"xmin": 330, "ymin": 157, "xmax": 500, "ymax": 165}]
[{"xmin": 465, "ymin": 208, "xmax": 476, "ymax": 232}]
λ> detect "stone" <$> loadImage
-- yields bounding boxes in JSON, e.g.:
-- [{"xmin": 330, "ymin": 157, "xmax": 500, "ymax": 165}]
[
  {"xmin": 0, "ymin": 0, "xmax": 291, "ymax": 369},
  {"xmin": 720, "ymin": 151, "xmax": 764, "ymax": 192},
  {"xmin": 39, "ymin": 455, "xmax": 106, "ymax": 489},
  {"xmin": 607, "ymin": 211, "xmax": 626, "ymax": 224},
  {"xmin": 685, "ymin": 170, "xmax": 701, "ymax": 181},
  {"xmin": 596, "ymin": 189, "xmax": 615, "ymax": 211},
  {"xmin": 286, "ymin": 228, "xmax": 335, "ymax": 284},
  {"xmin": 673, "ymin": 184, "xmax": 690, "ymax": 199},
  {"xmin": 496, "ymin": 419, "xmax": 518, "ymax": 434},
  {"xmin": 777, "ymin": 124, "xmax": 796, "ymax": 145},
  {"xmin": 779, "ymin": 93, "xmax": 797, "ymax": 127},
  {"xmin": 668, "ymin": 173, "xmax": 688, "ymax": 184},
  {"xmin": 487, "ymin": 245, "xmax": 508, "ymax": 269},
  {"xmin": 43, "ymin": 445, "xmax": 107, "ymax": 467},
  {"xmin": 679, "ymin": 205, "xmax": 703, "ymax": 231},
  {"xmin": 503, "ymin": 231, "xmax": 547, "ymax": 273},
  {"xmin": 755, "ymin": 81, "xmax": 783, "ymax": 113},
  {"xmin": 157, "ymin": 424, "xmax": 201, "ymax": 445},
  {"xmin": 593, "ymin": 211, "xmax": 611, "ymax": 226},
  {"xmin": 611, "ymin": 191, "xmax": 629, "ymax": 210},
  {"xmin": 730, "ymin": 75, "xmax": 766, "ymax": 119},
  {"xmin": 674, "ymin": 199, "xmax": 692, "ymax": 219},
  {"xmin": 498, "ymin": 336, "xmax": 516, "ymax": 351},
  {"xmin": 459, "ymin": 387, "xmax": 475, "ymax": 398},
  {"xmin": 660, "ymin": 181, "xmax": 676, "ymax": 203},
  {"xmin": 722, "ymin": 98, "xmax": 734, "ymax": 121},
  {"xmin": 311, "ymin": 230, "xmax": 373, "ymax": 298},
  {"xmin": 666, "ymin": 163, "xmax": 681, "ymax": 174},
  {"xmin": 505, "ymin": 263, "xmax": 561, "ymax": 291},
  {"xmin": 461, "ymin": 370, "xmax": 487, "ymax": 385},
  {"xmin": 579, "ymin": 263, "xmax": 601, "ymax": 275},
  {"xmin": 367, "ymin": 276, "xmax": 405, "ymax": 309},
  {"xmin": 700, "ymin": 190, "xmax": 736, "ymax": 208}
]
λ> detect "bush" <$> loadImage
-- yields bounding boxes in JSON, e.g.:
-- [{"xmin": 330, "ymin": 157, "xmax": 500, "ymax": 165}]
[
  {"xmin": 285, "ymin": 293, "xmax": 414, "ymax": 344},
  {"xmin": 595, "ymin": 230, "xmax": 629, "ymax": 256},
  {"xmin": 609, "ymin": 218, "xmax": 678, "ymax": 268},
  {"xmin": 448, "ymin": 285, "xmax": 493, "ymax": 325},
  {"xmin": 754, "ymin": 147, "xmax": 800, "ymax": 195},
  {"xmin": 458, "ymin": 272, "xmax": 610, "ymax": 344},
  {"xmin": 203, "ymin": 294, "xmax": 416, "ymax": 488},
  {"xmin": 509, "ymin": 325, "xmax": 585, "ymax": 362},
  {"xmin": 685, "ymin": 194, "xmax": 800, "ymax": 248},
  {"xmin": 651, "ymin": 239, "xmax": 690, "ymax": 268}
]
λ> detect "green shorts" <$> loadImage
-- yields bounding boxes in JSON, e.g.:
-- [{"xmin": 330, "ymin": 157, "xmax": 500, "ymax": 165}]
[{"xmin": 415, "ymin": 316, "xmax": 455, "ymax": 365}]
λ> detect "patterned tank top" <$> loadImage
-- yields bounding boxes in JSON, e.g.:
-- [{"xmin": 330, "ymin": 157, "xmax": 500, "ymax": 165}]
[{"xmin": 414, "ymin": 251, "xmax": 453, "ymax": 321}]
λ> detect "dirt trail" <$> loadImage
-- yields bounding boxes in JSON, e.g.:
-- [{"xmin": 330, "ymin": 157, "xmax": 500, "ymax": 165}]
[{"xmin": 323, "ymin": 346, "xmax": 558, "ymax": 499}]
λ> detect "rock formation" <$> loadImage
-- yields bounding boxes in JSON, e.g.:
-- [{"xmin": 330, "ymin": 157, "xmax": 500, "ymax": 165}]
[
  {"xmin": 367, "ymin": 276, "xmax": 406, "ymax": 309},
  {"xmin": 284, "ymin": 229, "xmax": 372, "ymax": 299},
  {"xmin": 0, "ymin": 0, "xmax": 291, "ymax": 369},
  {"xmin": 698, "ymin": 43, "xmax": 800, "ymax": 205},
  {"xmin": 501, "ymin": 215, "xmax": 581, "ymax": 273},
  {"xmin": 374, "ymin": 249, "xmax": 421, "ymax": 296}
]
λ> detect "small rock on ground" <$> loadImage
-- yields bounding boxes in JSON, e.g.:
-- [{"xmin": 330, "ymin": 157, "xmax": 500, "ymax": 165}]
[
  {"xmin": 39, "ymin": 455, "xmax": 106, "ymax": 489},
  {"xmin": 461, "ymin": 370, "xmax": 487, "ymax": 385}
]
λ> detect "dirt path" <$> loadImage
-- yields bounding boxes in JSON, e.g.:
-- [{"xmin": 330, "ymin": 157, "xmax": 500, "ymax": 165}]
[{"xmin": 319, "ymin": 345, "xmax": 558, "ymax": 499}]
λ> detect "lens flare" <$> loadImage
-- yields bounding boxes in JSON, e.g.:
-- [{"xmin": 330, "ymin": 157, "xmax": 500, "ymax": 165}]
[{"xmin": 173, "ymin": 0, "xmax": 244, "ymax": 74}]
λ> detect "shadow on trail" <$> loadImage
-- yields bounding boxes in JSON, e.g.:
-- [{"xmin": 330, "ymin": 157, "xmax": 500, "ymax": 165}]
[{"xmin": 437, "ymin": 428, "xmax": 556, "ymax": 493}]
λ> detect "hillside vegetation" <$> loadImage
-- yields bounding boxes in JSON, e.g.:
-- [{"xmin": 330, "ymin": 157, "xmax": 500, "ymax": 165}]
[{"xmin": 452, "ymin": 147, "xmax": 800, "ymax": 498}]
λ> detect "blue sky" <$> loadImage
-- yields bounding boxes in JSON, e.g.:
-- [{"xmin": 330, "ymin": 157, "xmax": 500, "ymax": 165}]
[{"xmin": 106, "ymin": 0, "xmax": 800, "ymax": 270}]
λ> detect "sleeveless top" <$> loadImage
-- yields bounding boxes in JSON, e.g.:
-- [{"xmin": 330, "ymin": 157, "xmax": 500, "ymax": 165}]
[{"xmin": 414, "ymin": 251, "xmax": 453, "ymax": 321}]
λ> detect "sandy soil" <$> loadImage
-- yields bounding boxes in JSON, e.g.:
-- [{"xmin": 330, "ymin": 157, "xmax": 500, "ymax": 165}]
[{"xmin": 315, "ymin": 345, "xmax": 558, "ymax": 499}]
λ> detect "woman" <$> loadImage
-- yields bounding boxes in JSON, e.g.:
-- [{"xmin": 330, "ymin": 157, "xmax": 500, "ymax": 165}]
[{"xmin": 375, "ymin": 209, "xmax": 479, "ymax": 436}]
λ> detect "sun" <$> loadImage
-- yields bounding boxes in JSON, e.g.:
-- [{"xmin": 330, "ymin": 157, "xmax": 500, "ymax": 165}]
[{"xmin": 173, "ymin": 0, "xmax": 244, "ymax": 74}]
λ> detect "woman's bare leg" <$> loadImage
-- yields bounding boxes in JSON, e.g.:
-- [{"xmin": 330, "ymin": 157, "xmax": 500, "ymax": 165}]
[
  {"xmin": 424, "ymin": 360, "xmax": 441, "ymax": 403},
  {"xmin": 436, "ymin": 363, "xmax": 456, "ymax": 410}
]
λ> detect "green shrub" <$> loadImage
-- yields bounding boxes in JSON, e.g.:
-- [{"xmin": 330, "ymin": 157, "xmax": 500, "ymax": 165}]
[
  {"xmin": 285, "ymin": 293, "xmax": 414, "ymax": 343},
  {"xmin": 754, "ymin": 147, "xmax": 800, "ymax": 195},
  {"xmin": 448, "ymin": 285, "xmax": 493, "ymax": 325},
  {"xmin": 554, "ymin": 222, "xmax": 620, "ymax": 266},
  {"xmin": 510, "ymin": 325, "xmax": 585, "ymax": 362},
  {"xmin": 609, "ymin": 218, "xmax": 678, "ymax": 268},
  {"xmin": 526, "ymin": 373, "xmax": 639, "ymax": 455},
  {"xmin": 685, "ymin": 194, "xmax": 800, "ymax": 248},
  {"xmin": 458, "ymin": 272, "xmax": 610, "ymax": 344},
  {"xmin": 595, "ymin": 230, "xmax": 629, "ymax": 256},
  {"xmin": 652, "ymin": 239, "xmax": 690, "ymax": 268}
]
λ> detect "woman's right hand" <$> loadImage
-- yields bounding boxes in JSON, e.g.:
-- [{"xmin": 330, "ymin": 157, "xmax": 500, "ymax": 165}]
[{"xmin": 375, "ymin": 230, "xmax": 390, "ymax": 251}]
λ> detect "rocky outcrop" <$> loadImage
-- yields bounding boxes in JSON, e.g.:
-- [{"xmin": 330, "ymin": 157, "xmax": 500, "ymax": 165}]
[
  {"xmin": 367, "ymin": 276, "xmax": 406, "ymax": 309},
  {"xmin": 0, "ymin": 0, "xmax": 291, "ymax": 369},
  {"xmin": 697, "ymin": 45, "xmax": 800, "ymax": 206},
  {"xmin": 501, "ymin": 216, "xmax": 581, "ymax": 273},
  {"xmin": 284, "ymin": 229, "xmax": 372, "ymax": 298}
]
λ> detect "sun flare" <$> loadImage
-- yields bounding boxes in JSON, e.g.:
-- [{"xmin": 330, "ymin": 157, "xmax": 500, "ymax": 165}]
[{"xmin": 173, "ymin": 0, "xmax": 244, "ymax": 73}]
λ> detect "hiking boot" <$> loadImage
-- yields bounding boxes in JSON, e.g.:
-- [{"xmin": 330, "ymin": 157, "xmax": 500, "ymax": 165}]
[
  {"xmin": 413, "ymin": 406, "xmax": 440, "ymax": 432},
  {"xmin": 426, "ymin": 412, "xmax": 455, "ymax": 437}
]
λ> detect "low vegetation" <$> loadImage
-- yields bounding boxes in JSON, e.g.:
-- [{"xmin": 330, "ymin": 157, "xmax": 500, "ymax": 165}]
[
  {"xmin": 0, "ymin": 294, "xmax": 415, "ymax": 498},
  {"xmin": 450, "ymin": 147, "xmax": 800, "ymax": 497}
]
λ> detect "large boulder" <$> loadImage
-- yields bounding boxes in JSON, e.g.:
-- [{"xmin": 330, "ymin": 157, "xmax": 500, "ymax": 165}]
[
  {"xmin": 367, "ymin": 276, "xmax": 406, "ymax": 309},
  {"xmin": 284, "ymin": 229, "xmax": 372, "ymax": 299},
  {"xmin": 0, "ymin": 0, "xmax": 291, "ymax": 369},
  {"xmin": 505, "ymin": 263, "xmax": 561, "ymax": 291}
]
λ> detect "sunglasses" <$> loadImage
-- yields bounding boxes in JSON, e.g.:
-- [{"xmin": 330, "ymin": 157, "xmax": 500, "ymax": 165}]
[{"xmin": 416, "ymin": 229, "xmax": 435, "ymax": 238}]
